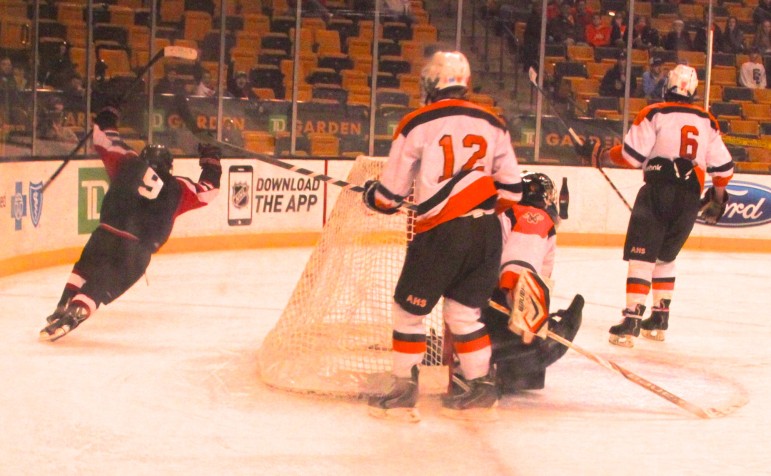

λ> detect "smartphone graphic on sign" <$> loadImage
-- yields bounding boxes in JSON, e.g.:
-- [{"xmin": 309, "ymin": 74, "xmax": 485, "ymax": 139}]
[{"xmin": 228, "ymin": 165, "xmax": 253, "ymax": 226}]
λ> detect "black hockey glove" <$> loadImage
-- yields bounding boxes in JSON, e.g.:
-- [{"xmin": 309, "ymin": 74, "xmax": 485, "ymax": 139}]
[
  {"xmin": 699, "ymin": 186, "xmax": 728, "ymax": 225},
  {"xmin": 362, "ymin": 180, "xmax": 400, "ymax": 215},
  {"xmin": 198, "ymin": 143, "xmax": 222, "ymax": 168},
  {"xmin": 573, "ymin": 138, "xmax": 603, "ymax": 166}
]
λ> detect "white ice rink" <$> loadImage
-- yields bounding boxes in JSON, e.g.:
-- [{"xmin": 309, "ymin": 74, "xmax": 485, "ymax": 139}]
[{"xmin": 1, "ymin": 246, "xmax": 769, "ymax": 476}]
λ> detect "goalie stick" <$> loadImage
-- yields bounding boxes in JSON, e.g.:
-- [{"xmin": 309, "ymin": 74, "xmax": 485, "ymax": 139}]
[
  {"xmin": 487, "ymin": 299, "xmax": 726, "ymax": 419},
  {"xmin": 528, "ymin": 68, "xmax": 633, "ymax": 212},
  {"xmin": 41, "ymin": 46, "xmax": 199, "ymax": 193}
]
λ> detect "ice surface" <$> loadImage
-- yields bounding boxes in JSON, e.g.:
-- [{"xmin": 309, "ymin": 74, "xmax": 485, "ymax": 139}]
[{"xmin": 1, "ymin": 247, "xmax": 769, "ymax": 475}]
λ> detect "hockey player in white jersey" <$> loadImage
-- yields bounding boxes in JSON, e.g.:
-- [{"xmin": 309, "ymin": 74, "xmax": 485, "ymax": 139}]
[
  {"xmin": 577, "ymin": 64, "xmax": 734, "ymax": 347},
  {"xmin": 363, "ymin": 51, "xmax": 522, "ymax": 420}
]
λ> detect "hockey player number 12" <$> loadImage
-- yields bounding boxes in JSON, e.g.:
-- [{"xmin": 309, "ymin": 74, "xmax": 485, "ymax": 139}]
[
  {"xmin": 438, "ymin": 134, "xmax": 488, "ymax": 182},
  {"xmin": 679, "ymin": 125, "xmax": 699, "ymax": 160}
]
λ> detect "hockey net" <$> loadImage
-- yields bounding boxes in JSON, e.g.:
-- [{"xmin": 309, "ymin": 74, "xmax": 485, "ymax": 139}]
[{"xmin": 258, "ymin": 156, "xmax": 447, "ymax": 397}]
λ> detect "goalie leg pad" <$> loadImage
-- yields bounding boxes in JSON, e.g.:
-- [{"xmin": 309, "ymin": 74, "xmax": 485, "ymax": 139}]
[{"xmin": 509, "ymin": 271, "xmax": 553, "ymax": 343}]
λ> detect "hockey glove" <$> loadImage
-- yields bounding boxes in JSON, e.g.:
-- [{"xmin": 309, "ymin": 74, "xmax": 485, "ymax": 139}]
[
  {"xmin": 699, "ymin": 186, "xmax": 728, "ymax": 225},
  {"xmin": 508, "ymin": 270, "xmax": 553, "ymax": 344},
  {"xmin": 574, "ymin": 138, "xmax": 603, "ymax": 166},
  {"xmin": 362, "ymin": 180, "xmax": 400, "ymax": 215},
  {"xmin": 198, "ymin": 143, "xmax": 222, "ymax": 168}
]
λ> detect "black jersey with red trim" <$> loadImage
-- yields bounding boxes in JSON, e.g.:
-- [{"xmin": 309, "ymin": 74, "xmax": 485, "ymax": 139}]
[
  {"xmin": 375, "ymin": 98, "xmax": 522, "ymax": 233},
  {"xmin": 92, "ymin": 125, "xmax": 220, "ymax": 251},
  {"xmin": 616, "ymin": 101, "xmax": 734, "ymax": 189}
]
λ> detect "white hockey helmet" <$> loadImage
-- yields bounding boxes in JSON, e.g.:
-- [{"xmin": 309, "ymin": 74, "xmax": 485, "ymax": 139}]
[
  {"xmin": 664, "ymin": 64, "xmax": 698, "ymax": 101},
  {"xmin": 420, "ymin": 51, "xmax": 471, "ymax": 104}
]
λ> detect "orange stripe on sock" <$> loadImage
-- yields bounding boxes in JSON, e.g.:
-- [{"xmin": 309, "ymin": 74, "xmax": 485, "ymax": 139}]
[
  {"xmin": 652, "ymin": 282, "xmax": 675, "ymax": 291},
  {"xmin": 454, "ymin": 334, "xmax": 491, "ymax": 354},
  {"xmin": 626, "ymin": 283, "xmax": 650, "ymax": 295},
  {"xmin": 393, "ymin": 340, "xmax": 427, "ymax": 354}
]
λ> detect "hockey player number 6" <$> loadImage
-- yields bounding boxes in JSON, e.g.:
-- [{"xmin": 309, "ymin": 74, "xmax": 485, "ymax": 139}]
[
  {"xmin": 679, "ymin": 126, "xmax": 699, "ymax": 160},
  {"xmin": 138, "ymin": 166, "xmax": 164, "ymax": 199},
  {"xmin": 438, "ymin": 134, "xmax": 488, "ymax": 182}
]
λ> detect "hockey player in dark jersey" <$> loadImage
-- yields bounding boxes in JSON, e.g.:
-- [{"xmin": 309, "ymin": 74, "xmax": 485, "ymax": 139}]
[
  {"xmin": 576, "ymin": 64, "xmax": 734, "ymax": 347},
  {"xmin": 40, "ymin": 104, "xmax": 222, "ymax": 342},
  {"xmin": 480, "ymin": 172, "xmax": 583, "ymax": 393},
  {"xmin": 364, "ymin": 51, "xmax": 522, "ymax": 421}
]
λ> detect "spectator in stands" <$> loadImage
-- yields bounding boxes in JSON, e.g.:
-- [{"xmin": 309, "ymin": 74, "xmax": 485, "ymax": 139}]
[
  {"xmin": 586, "ymin": 13, "xmax": 612, "ymax": 47},
  {"xmin": 694, "ymin": 14, "xmax": 723, "ymax": 53},
  {"xmin": 641, "ymin": 57, "xmax": 666, "ymax": 100},
  {"xmin": 222, "ymin": 118, "xmax": 244, "ymax": 147},
  {"xmin": 632, "ymin": 15, "xmax": 660, "ymax": 50},
  {"xmin": 194, "ymin": 70, "xmax": 216, "ymax": 97},
  {"xmin": 227, "ymin": 71, "xmax": 257, "ymax": 101},
  {"xmin": 156, "ymin": 66, "xmax": 186, "ymax": 95},
  {"xmin": 609, "ymin": 12, "xmax": 628, "ymax": 47},
  {"xmin": 739, "ymin": 49, "xmax": 768, "ymax": 89},
  {"xmin": 13, "ymin": 64, "xmax": 29, "ymax": 91},
  {"xmin": 62, "ymin": 73, "xmax": 86, "ymax": 109},
  {"xmin": 753, "ymin": 19, "xmax": 771, "ymax": 54},
  {"xmin": 600, "ymin": 51, "xmax": 638, "ymax": 97},
  {"xmin": 0, "ymin": 56, "xmax": 19, "ymax": 113},
  {"xmin": 664, "ymin": 19, "xmax": 694, "ymax": 52},
  {"xmin": 547, "ymin": 4, "xmax": 578, "ymax": 46},
  {"xmin": 573, "ymin": 0, "xmax": 594, "ymax": 36},
  {"xmin": 37, "ymin": 96, "xmax": 78, "ymax": 144},
  {"xmin": 522, "ymin": 1, "xmax": 543, "ymax": 73},
  {"xmin": 546, "ymin": 0, "xmax": 566, "ymax": 21},
  {"xmin": 753, "ymin": 0, "xmax": 771, "ymax": 26},
  {"xmin": 721, "ymin": 16, "xmax": 746, "ymax": 54},
  {"xmin": 41, "ymin": 40, "xmax": 76, "ymax": 89}
]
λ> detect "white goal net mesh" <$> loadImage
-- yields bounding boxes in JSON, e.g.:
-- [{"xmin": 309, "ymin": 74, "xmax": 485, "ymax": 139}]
[{"xmin": 258, "ymin": 156, "xmax": 446, "ymax": 397}]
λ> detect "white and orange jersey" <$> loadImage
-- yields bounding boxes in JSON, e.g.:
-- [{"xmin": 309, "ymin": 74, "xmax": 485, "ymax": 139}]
[
  {"xmin": 377, "ymin": 98, "xmax": 522, "ymax": 233},
  {"xmin": 497, "ymin": 203, "xmax": 557, "ymax": 292},
  {"xmin": 611, "ymin": 101, "xmax": 734, "ymax": 189}
]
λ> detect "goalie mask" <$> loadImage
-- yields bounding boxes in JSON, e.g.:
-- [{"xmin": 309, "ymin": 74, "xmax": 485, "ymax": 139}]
[
  {"xmin": 664, "ymin": 64, "xmax": 698, "ymax": 102},
  {"xmin": 520, "ymin": 172, "xmax": 558, "ymax": 222},
  {"xmin": 420, "ymin": 51, "xmax": 471, "ymax": 105},
  {"xmin": 139, "ymin": 144, "xmax": 173, "ymax": 179}
]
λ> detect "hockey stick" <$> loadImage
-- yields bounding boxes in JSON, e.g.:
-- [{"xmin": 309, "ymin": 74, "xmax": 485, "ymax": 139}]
[
  {"xmin": 487, "ymin": 300, "xmax": 723, "ymax": 419},
  {"xmin": 528, "ymin": 68, "xmax": 633, "ymax": 212},
  {"xmin": 41, "ymin": 46, "xmax": 199, "ymax": 193}
]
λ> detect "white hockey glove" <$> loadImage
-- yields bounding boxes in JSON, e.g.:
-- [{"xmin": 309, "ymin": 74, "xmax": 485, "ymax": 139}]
[
  {"xmin": 699, "ymin": 186, "xmax": 728, "ymax": 225},
  {"xmin": 508, "ymin": 270, "xmax": 553, "ymax": 344},
  {"xmin": 362, "ymin": 180, "xmax": 401, "ymax": 215}
]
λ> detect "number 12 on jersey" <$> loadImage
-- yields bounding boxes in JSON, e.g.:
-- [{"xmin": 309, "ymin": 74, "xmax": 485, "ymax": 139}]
[{"xmin": 438, "ymin": 134, "xmax": 488, "ymax": 182}]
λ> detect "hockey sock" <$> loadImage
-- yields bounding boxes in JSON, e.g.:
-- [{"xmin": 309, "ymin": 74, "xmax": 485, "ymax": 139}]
[
  {"xmin": 58, "ymin": 272, "xmax": 86, "ymax": 307},
  {"xmin": 444, "ymin": 299, "xmax": 490, "ymax": 380},
  {"xmin": 625, "ymin": 260, "xmax": 655, "ymax": 310},
  {"xmin": 391, "ymin": 303, "xmax": 426, "ymax": 378},
  {"xmin": 652, "ymin": 260, "xmax": 675, "ymax": 307}
]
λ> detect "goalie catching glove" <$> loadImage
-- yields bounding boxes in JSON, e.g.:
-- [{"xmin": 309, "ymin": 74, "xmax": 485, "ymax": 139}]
[
  {"xmin": 362, "ymin": 180, "xmax": 402, "ymax": 215},
  {"xmin": 699, "ymin": 186, "xmax": 728, "ymax": 225},
  {"xmin": 508, "ymin": 270, "xmax": 553, "ymax": 344}
]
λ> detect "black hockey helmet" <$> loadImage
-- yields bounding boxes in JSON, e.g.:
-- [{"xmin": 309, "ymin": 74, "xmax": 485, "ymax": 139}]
[
  {"xmin": 520, "ymin": 172, "xmax": 559, "ymax": 222},
  {"xmin": 139, "ymin": 144, "xmax": 173, "ymax": 178}
]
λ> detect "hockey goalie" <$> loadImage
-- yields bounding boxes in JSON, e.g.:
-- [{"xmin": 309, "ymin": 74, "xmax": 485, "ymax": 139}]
[{"xmin": 480, "ymin": 172, "xmax": 584, "ymax": 393}]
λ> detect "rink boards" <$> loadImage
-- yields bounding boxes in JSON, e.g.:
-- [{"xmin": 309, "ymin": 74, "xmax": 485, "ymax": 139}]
[{"xmin": 2, "ymin": 157, "xmax": 770, "ymax": 276}]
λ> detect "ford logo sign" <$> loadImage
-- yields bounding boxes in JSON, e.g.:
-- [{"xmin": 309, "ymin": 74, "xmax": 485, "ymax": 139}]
[{"xmin": 698, "ymin": 180, "xmax": 771, "ymax": 227}]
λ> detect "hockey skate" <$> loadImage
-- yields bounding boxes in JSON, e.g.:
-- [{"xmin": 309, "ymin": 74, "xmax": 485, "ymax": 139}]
[
  {"xmin": 641, "ymin": 300, "xmax": 670, "ymax": 341},
  {"xmin": 368, "ymin": 365, "xmax": 420, "ymax": 422},
  {"xmin": 609, "ymin": 305, "xmax": 645, "ymax": 348},
  {"xmin": 441, "ymin": 371, "xmax": 499, "ymax": 421},
  {"xmin": 45, "ymin": 306, "xmax": 66, "ymax": 324},
  {"xmin": 39, "ymin": 304, "xmax": 90, "ymax": 342}
]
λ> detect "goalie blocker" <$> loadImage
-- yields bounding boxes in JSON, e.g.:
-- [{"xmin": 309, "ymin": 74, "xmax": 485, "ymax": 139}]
[{"xmin": 481, "ymin": 290, "xmax": 584, "ymax": 393}]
